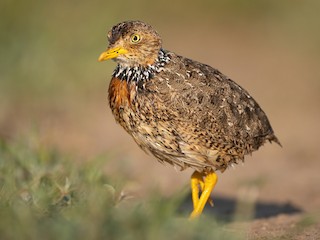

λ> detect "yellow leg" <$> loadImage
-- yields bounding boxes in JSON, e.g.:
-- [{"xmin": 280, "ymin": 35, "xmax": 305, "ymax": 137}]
[
  {"xmin": 189, "ymin": 171, "xmax": 218, "ymax": 219},
  {"xmin": 190, "ymin": 171, "xmax": 204, "ymax": 209}
]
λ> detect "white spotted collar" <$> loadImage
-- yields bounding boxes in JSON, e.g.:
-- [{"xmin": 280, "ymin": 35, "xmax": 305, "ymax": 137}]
[{"xmin": 112, "ymin": 49, "xmax": 170, "ymax": 83}]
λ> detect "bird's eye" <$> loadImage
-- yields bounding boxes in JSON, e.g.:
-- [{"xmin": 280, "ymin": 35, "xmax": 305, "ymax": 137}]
[{"xmin": 131, "ymin": 34, "xmax": 141, "ymax": 43}]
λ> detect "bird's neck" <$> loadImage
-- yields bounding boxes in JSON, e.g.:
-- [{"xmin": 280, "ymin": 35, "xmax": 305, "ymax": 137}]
[{"xmin": 113, "ymin": 49, "xmax": 170, "ymax": 83}]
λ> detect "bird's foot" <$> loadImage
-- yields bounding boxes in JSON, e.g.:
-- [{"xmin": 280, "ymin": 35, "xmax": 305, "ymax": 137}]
[{"xmin": 189, "ymin": 171, "xmax": 218, "ymax": 219}]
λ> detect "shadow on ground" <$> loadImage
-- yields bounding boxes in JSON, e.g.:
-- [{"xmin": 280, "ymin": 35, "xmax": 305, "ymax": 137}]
[{"xmin": 179, "ymin": 194, "xmax": 302, "ymax": 222}]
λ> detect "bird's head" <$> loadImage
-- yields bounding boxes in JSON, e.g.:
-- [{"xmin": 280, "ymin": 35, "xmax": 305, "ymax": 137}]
[{"xmin": 98, "ymin": 21, "xmax": 162, "ymax": 68}]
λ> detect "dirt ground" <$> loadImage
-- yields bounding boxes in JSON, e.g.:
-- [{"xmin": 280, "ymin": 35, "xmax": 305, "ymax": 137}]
[{"xmin": 1, "ymin": 21, "xmax": 320, "ymax": 239}]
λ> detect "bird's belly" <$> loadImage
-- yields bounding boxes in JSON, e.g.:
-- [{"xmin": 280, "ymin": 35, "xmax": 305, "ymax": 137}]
[{"xmin": 114, "ymin": 104, "xmax": 228, "ymax": 172}]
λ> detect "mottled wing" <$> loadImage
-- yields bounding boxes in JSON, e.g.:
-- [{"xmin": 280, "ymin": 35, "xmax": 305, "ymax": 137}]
[{"xmin": 145, "ymin": 52, "xmax": 279, "ymax": 155}]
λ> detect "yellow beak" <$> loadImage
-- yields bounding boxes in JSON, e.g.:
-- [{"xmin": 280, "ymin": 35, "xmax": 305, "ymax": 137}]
[{"xmin": 98, "ymin": 47, "xmax": 128, "ymax": 62}]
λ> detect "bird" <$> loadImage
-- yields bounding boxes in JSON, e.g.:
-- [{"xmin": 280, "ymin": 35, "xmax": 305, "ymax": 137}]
[{"xmin": 98, "ymin": 20, "xmax": 280, "ymax": 219}]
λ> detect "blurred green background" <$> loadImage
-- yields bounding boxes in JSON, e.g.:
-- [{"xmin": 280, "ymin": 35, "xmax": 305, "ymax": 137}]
[
  {"xmin": 1, "ymin": 0, "xmax": 320, "ymax": 238},
  {"xmin": 1, "ymin": 0, "xmax": 319, "ymax": 155}
]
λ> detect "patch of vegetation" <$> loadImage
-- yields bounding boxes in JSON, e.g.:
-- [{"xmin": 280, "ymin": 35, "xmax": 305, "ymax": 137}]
[{"xmin": 0, "ymin": 138, "xmax": 241, "ymax": 240}]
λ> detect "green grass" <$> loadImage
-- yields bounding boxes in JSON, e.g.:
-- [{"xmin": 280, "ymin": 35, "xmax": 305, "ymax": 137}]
[{"xmin": 0, "ymin": 137, "xmax": 243, "ymax": 240}]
